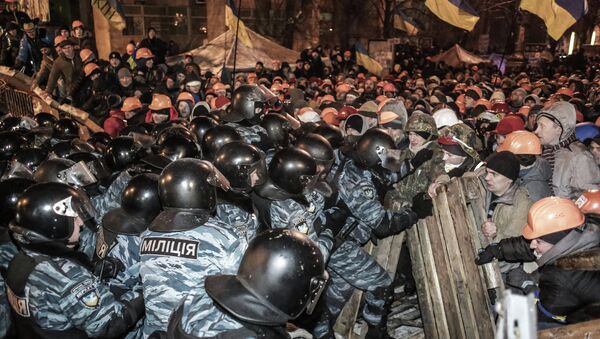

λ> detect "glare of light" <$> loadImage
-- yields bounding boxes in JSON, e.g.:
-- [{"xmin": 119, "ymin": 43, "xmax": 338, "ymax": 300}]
[
  {"xmin": 592, "ymin": 31, "xmax": 597, "ymax": 45},
  {"xmin": 568, "ymin": 32, "xmax": 575, "ymax": 55},
  {"xmin": 329, "ymin": 28, "xmax": 333, "ymax": 32}
]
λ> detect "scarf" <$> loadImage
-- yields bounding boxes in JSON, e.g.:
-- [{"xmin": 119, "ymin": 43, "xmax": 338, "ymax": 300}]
[{"xmin": 541, "ymin": 132, "xmax": 578, "ymax": 174}]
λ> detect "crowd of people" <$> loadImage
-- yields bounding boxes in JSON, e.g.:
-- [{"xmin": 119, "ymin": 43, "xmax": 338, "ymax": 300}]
[{"xmin": 1, "ymin": 2, "xmax": 600, "ymax": 338}]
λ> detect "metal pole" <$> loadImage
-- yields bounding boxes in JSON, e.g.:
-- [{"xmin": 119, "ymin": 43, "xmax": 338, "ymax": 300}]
[{"xmin": 231, "ymin": 0, "xmax": 243, "ymax": 84}]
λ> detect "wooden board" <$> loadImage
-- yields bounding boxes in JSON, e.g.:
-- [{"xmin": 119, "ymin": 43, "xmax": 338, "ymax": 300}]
[{"xmin": 538, "ymin": 319, "xmax": 600, "ymax": 338}]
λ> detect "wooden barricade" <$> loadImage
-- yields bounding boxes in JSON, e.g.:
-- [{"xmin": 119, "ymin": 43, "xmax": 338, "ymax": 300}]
[
  {"xmin": 407, "ymin": 175, "xmax": 501, "ymax": 339},
  {"xmin": 0, "ymin": 66, "xmax": 103, "ymax": 136}
]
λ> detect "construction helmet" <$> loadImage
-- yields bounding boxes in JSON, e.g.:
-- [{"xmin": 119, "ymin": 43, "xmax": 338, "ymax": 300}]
[
  {"xmin": 575, "ymin": 190, "xmax": 600, "ymax": 216},
  {"xmin": 79, "ymin": 48, "xmax": 94, "ymax": 62},
  {"xmin": 54, "ymin": 36, "xmax": 67, "ymax": 48},
  {"xmin": 405, "ymin": 112, "xmax": 438, "ymax": 137},
  {"xmin": 522, "ymin": 197, "xmax": 585, "ymax": 240},
  {"xmin": 121, "ymin": 97, "xmax": 143, "ymax": 112},
  {"xmin": 71, "ymin": 20, "xmax": 84, "ymax": 29},
  {"xmin": 491, "ymin": 102, "xmax": 512, "ymax": 115},
  {"xmin": 496, "ymin": 130, "xmax": 542, "ymax": 155},
  {"xmin": 474, "ymin": 98, "xmax": 492, "ymax": 110},
  {"xmin": 83, "ymin": 63, "xmax": 99, "ymax": 77},
  {"xmin": 148, "ymin": 94, "xmax": 172, "ymax": 111},
  {"xmin": 176, "ymin": 92, "xmax": 195, "ymax": 103},
  {"xmin": 432, "ymin": 108, "xmax": 460, "ymax": 129},
  {"xmin": 135, "ymin": 47, "xmax": 154, "ymax": 60}
]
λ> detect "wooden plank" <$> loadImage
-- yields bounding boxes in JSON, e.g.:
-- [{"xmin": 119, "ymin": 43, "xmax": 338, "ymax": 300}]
[
  {"xmin": 537, "ymin": 319, "xmax": 600, "ymax": 338},
  {"xmin": 447, "ymin": 180, "xmax": 496, "ymax": 338},
  {"xmin": 427, "ymin": 186, "xmax": 466, "ymax": 339},
  {"xmin": 419, "ymin": 217, "xmax": 451, "ymax": 338},
  {"xmin": 434, "ymin": 183, "xmax": 477, "ymax": 339},
  {"xmin": 407, "ymin": 224, "xmax": 438, "ymax": 339}
]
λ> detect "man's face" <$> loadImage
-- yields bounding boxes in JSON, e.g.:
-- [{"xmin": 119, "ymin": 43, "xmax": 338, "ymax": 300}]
[
  {"xmin": 148, "ymin": 30, "xmax": 156, "ymax": 39},
  {"xmin": 62, "ymin": 45, "xmax": 75, "ymax": 59},
  {"xmin": 184, "ymin": 57, "xmax": 193, "ymax": 64},
  {"xmin": 464, "ymin": 96, "xmax": 475, "ymax": 108},
  {"xmin": 408, "ymin": 131, "xmax": 426, "ymax": 148},
  {"xmin": 255, "ymin": 64, "xmax": 263, "ymax": 72},
  {"xmin": 67, "ymin": 217, "xmax": 84, "ymax": 247},
  {"xmin": 511, "ymin": 91, "xmax": 524, "ymax": 106},
  {"xmin": 442, "ymin": 150, "xmax": 466, "ymax": 166},
  {"xmin": 590, "ymin": 141, "xmax": 600, "ymax": 165},
  {"xmin": 25, "ymin": 29, "xmax": 35, "ymax": 39},
  {"xmin": 178, "ymin": 102, "xmax": 191, "ymax": 118},
  {"xmin": 530, "ymin": 238, "xmax": 553, "ymax": 257},
  {"xmin": 495, "ymin": 134, "xmax": 506, "ymax": 146},
  {"xmin": 73, "ymin": 27, "xmax": 83, "ymax": 38},
  {"xmin": 484, "ymin": 168, "xmax": 513, "ymax": 195},
  {"xmin": 365, "ymin": 80, "xmax": 374, "ymax": 91},
  {"xmin": 188, "ymin": 84, "xmax": 201, "ymax": 94},
  {"xmin": 534, "ymin": 116, "xmax": 561, "ymax": 145},
  {"xmin": 119, "ymin": 75, "xmax": 132, "ymax": 87},
  {"xmin": 145, "ymin": 58, "xmax": 154, "ymax": 68},
  {"xmin": 109, "ymin": 58, "xmax": 120, "ymax": 68},
  {"xmin": 8, "ymin": 3, "xmax": 17, "ymax": 11},
  {"xmin": 60, "ymin": 29, "xmax": 70, "ymax": 38},
  {"xmin": 7, "ymin": 28, "xmax": 17, "ymax": 37}
]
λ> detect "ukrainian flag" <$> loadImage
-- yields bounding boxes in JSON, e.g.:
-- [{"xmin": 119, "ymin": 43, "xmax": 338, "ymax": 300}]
[
  {"xmin": 225, "ymin": 0, "xmax": 253, "ymax": 48},
  {"xmin": 425, "ymin": 0, "xmax": 479, "ymax": 32},
  {"xmin": 394, "ymin": 9, "xmax": 419, "ymax": 36},
  {"xmin": 520, "ymin": 0, "xmax": 587, "ymax": 41},
  {"xmin": 92, "ymin": 0, "xmax": 127, "ymax": 30},
  {"xmin": 355, "ymin": 43, "xmax": 383, "ymax": 76}
]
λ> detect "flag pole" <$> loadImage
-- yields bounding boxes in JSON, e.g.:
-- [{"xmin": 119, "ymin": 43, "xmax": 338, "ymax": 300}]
[{"xmin": 231, "ymin": 0, "xmax": 243, "ymax": 84}]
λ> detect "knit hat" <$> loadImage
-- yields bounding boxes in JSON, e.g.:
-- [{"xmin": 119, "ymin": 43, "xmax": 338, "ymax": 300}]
[
  {"xmin": 493, "ymin": 115, "xmax": 525, "ymax": 136},
  {"xmin": 539, "ymin": 229, "xmax": 572, "ymax": 245},
  {"xmin": 465, "ymin": 88, "xmax": 481, "ymax": 101},
  {"xmin": 485, "ymin": 151, "xmax": 520, "ymax": 181},
  {"xmin": 490, "ymin": 90, "xmax": 506, "ymax": 103}
]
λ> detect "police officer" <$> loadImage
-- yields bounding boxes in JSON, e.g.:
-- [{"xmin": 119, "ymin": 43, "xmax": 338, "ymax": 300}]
[
  {"xmin": 213, "ymin": 141, "xmax": 268, "ymax": 244},
  {"xmin": 251, "ymin": 147, "xmax": 336, "ymax": 260},
  {"xmin": 314, "ymin": 129, "xmax": 422, "ymax": 339},
  {"xmin": 160, "ymin": 228, "xmax": 328, "ymax": 338},
  {"xmin": 139, "ymin": 158, "xmax": 246, "ymax": 337},
  {"xmin": 6, "ymin": 182, "xmax": 144, "ymax": 337},
  {"xmin": 0, "ymin": 177, "xmax": 35, "ymax": 338}
]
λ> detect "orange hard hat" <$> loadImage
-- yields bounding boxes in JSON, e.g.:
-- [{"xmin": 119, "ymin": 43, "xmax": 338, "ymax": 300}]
[
  {"xmin": 596, "ymin": 116, "xmax": 600, "ymax": 128},
  {"xmin": 376, "ymin": 95, "xmax": 388, "ymax": 103},
  {"xmin": 466, "ymin": 85, "xmax": 482, "ymax": 98},
  {"xmin": 518, "ymin": 105, "xmax": 531, "ymax": 117},
  {"xmin": 321, "ymin": 94, "xmax": 335, "ymax": 103},
  {"xmin": 121, "ymin": 97, "xmax": 143, "ymax": 112},
  {"xmin": 455, "ymin": 94, "xmax": 465, "ymax": 113},
  {"xmin": 496, "ymin": 130, "xmax": 542, "ymax": 155},
  {"xmin": 135, "ymin": 47, "xmax": 154, "ymax": 60},
  {"xmin": 336, "ymin": 84, "xmax": 352, "ymax": 94},
  {"xmin": 270, "ymin": 83, "xmax": 283, "ymax": 92},
  {"xmin": 79, "ymin": 48, "xmax": 94, "ymax": 62},
  {"xmin": 148, "ymin": 94, "xmax": 172, "ymax": 111},
  {"xmin": 522, "ymin": 197, "xmax": 585, "ymax": 240},
  {"xmin": 72, "ymin": 20, "xmax": 84, "ymax": 29},
  {"xmin": 176, "ymin": 91, "xmax": 195, "ymax": 103},
  {"xmin": 576, "ymin": 190, "xmax": 600, "ymax": 216},
  {"xmin": 320, "ymin": 107, "xmax": 340, "ymax": 126},
  {"xmin": 83, "ymin": 63, "xmax": 99, "ymax": 77},
  {"xmin": 556, "ymin": 87, "xmax": 573, "ymax": 98},
  {"xmin": 474, "ymin": 98, "xmax": 492, "ymax": 110},
  {"xmin": 383, "ymin": 83, "xmax": 397, "ymax": 93},
  {"xmin": 54, "ymin": 35, "xmax": 67, "ymax": 47}
]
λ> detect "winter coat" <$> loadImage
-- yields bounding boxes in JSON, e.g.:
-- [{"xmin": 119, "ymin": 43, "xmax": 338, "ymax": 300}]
[
  {"xmin": 104, "ymin": 110, "xmax": 127, "ymax": 137},
  {"xmin": 484, "ymin": 182, "xmax": 533, "ymax": 243},
  {"xmin": 15, "ymin": 34, "xmax": 45, "ymax": 75},
  {"xmin": 552, "ymin": 141, "xmax": 600, "ymax": 199},
  {"xmin": 518, "ymin": 157, "xmax": 552, "ymax": 202},
  {"xmin": 45, "ymin": 54, "xmax": 82, "ymax": 98},
  {"xmin": 0, "ymin": 32, "xmax": 19, "ymax": 67}
]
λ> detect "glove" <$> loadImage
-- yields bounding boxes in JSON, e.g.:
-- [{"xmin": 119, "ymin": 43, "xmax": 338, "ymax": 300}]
[
  {"xmin": 506, "ymin": 268, "xmax": 537, "ymax": 295},
  {"xmin": 411, "ymin": 192, "xmax": 433, "ymax": 219},
  {"xmin": 410, "ymin": 148, "xmax": 434, "ymax": 170},
  {"xmin": 475, "ymin": 243, "xmax": 502, "ymax": 265},
  {"xmin": 373, "ymin": 209, "xmax": 418, "ymax": 239},
  {"xmin": 94, "ymin": 257, "xmax": 125, "ymax": 280},
  {"xmin": 316, "ymin": 206, "xmax": 350, "ymax": 238}
]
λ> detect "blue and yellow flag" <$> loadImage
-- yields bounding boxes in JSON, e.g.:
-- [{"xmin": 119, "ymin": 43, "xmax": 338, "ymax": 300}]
[
  {"xmin": 225, "ymin": 0, "xmax": 253, "ymax": 48},
  {"xmin": 520, "ymin": 0, "xmax": 587, "ymax": 41},
  {"xmin": 91, "ymin": 0, "xmax": 127, "ymax": 30},
  {"xmin": 394, "ymin": 9, "xmax": 419, "ymax": 36},
  {"xmin": 355, "ymin": 43, "xmax": 383, "ymax": 76},
  {"xmin": 425, "ymin": 0, "xmax": 479, "ymax": 32}
]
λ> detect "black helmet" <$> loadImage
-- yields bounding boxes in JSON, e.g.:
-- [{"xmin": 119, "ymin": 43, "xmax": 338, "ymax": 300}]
[
  {"xmin": 157, "ymin": 134, "xmax": 199, "ymax": 161},
  {"xmin": 67, "ymin": 151, "xmax": 97, "ymax": 164},
  {"xmin": 189, "ymin": 116, "xmax": 218, "ymax": 143},
  {"xmin": 88, "ymin": 132, "xmax": 112, "ymax": 153},
  {"xmin": 156, "ymin": 125, "xmax": 193, "ymax": 146},
  {"xmin": 13, "ymin": 147, "xmax": 48, "ymax": 171},
  {"xmin": 102, "ymin": 173, "xmax": 161, "ymax": 235},
  {"xmin": 260, "ymin": 113, "xmax": 293, "ymax": 148},
  {"xmin": 224, "ymin": 84, "xmax": 278, "ymax": 123},
  {"xmin": 201, "ymin": 125, "xmax": 242, "ymax": 159},
  {"xmin": 205, "ymin": 228, "xmax": 327, "ymax": 325},
  {"xmin": 353, "ymin": 128, "xmax": 395, "ymax": 168},
  {"xmin": 33, "ymin": 158, "xmax": 97, "ymax": 187},
  {"xmin": 0, "ymin": 116, "xmax": 22, "ymax": 131},
  {"xmin": 35, "ymin": 112, "xmax": 58, "ymax": 127},
  {"xmin": 0, "ymin": 131, "xmax": 29, "ymax": 160},
  {"xmin": 104, "ymin": 136, "xmax": 143, "ymax": 171},
  {"xmin": 9, "ymin": 182, "xmax": 96, "ymax": 251},
  {"xmin": 295, "ymin": 133, "xmax": 335, "ymax": 175},
  {"xmin": 213, "ymin": 141, "xmax": 268, "ymax": 192},
  {"xmin": 119, "ymin": 124, "xmax": 151, "ymax": 137},
  {"xmin": 150, "ymin": 158, "xmax": 230, "ymax": 232},
  {"xmin": 313, "ymin": 124, "xmax": 343, "ymax": 149},
  {"xmin": 53, "ymin": 118, "xmax": 80, "ymax": 140},
  {"xmin": 267, "ymin": 147, "xmax": 318, "ymax": 196},
  {"xmin": 50, "ymin": 139, "xmax": 95, "ymax": 158},
  {"xmin": 0, "ymin": 177, "xmax": 36, "ymax": 228}
]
